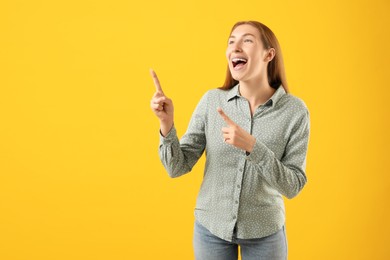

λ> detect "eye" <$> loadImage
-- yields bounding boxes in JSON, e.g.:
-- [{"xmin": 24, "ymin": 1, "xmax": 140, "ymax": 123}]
[
  {"xmin": 244, "ymin": 39, "xmax": 253, "ymax": 43},
  {"xmin": 228, "ymin": 40, "xmax": 234, "ymax": 45}
]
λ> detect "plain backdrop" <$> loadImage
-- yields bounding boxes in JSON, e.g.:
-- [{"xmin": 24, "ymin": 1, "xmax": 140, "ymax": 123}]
[{"xmin": 1, "ymin": 0, "xmax": 389, "ymax": 259}]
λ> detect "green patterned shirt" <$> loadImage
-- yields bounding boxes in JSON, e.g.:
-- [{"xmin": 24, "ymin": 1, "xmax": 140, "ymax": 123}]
[{"xmin": 159, "ymin": 84, "xmax": 310, "ymax": 242}]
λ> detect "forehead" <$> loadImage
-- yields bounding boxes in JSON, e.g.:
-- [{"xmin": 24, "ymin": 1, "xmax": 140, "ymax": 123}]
[{"xmin": 230, "ymin": 24, "xmax": 260, "ymax": 38}]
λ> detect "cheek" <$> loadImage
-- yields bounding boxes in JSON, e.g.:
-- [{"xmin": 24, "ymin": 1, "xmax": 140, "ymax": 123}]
[
  {"xmin": 225, "ymin": 49, "xmax": 230, "ymax": 61},
  {"xmin": 250, "ymin": 52, "xmax": 265, "ymax": 66}
]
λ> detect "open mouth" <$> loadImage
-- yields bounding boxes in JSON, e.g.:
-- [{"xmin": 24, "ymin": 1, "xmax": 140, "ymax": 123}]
[{"xmin": 232, "ymin": 57, "xmax": 248, "ymax": 69}]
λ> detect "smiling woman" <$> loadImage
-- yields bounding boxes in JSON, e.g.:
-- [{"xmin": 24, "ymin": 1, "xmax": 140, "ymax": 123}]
[
  {"xmin": 222, "ymin": 21, "xmax": 288, "ymax": 95},
  {"xmin": 150, "ymin": 21, "xmax": 310, "ymax": 260}
]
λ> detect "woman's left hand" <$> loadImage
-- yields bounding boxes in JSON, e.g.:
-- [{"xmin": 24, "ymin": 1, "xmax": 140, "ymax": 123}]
[{"xmin": 217, "ymin": 107, "xmax": 256, "ymax": 153}]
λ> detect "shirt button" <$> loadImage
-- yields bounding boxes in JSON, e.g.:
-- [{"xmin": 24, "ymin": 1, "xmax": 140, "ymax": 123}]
[
  {"xmin": 235, "ymin": 200, "xmax": 238, "ymax": 204},
  {"xmin": 237, "ymin": 184, "xmax": 240, "ymax": 188},
  {"xmin": 239, "ymin": 168, "xmax": 243, "ymax": 172},
  {"xmin": 233, "ymin": 215, "xmax": 237, "ymax": 220}
]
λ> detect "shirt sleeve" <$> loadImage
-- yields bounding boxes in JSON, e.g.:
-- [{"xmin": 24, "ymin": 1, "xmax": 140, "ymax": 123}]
[
  {"xmin": 246, "ymin": 108, "xmax": 310, "ymax": 199},
  {"xmin": 158, "ymin": 92, "xmax": 208, "ymax": 178}
]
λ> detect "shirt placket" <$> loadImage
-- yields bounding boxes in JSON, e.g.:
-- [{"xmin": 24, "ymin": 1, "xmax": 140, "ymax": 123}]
[
  {"xmin": 230, "ymin": 98, "xmax": 253, "ymax": 237},
  {"xmin": 232, "ymin": 99, "xmax": 270, "ymax": 238}
]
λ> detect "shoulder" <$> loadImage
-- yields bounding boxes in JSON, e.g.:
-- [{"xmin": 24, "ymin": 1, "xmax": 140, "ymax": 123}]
[
  {"xmin": 279, "ymin": 92, "xmax": 309, "ymax": 116},
  {"xmin": 198, "ymin": 88, "xmax": 229, "ymax": 103},
  {"xmin": 277, "ymin": 92, "xmax": 310, "ymax": 128},
  {"xmin": 203, "ymin": 88, "xmax": 227, "ymax": 98},
  {"xmin": 278, "ymin": 93, "xmax": 310, "ymax": 135}
]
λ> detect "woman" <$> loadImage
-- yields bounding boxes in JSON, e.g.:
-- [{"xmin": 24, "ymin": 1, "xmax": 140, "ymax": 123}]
[{"xmin": 150, "ymin": 21, "xmax": 310, "ymax": 260}]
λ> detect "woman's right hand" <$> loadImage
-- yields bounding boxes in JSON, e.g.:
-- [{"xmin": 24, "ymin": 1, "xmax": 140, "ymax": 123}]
[{"xmin": 150, "ymin": 69, "xmax": 174, "ymax": 136}]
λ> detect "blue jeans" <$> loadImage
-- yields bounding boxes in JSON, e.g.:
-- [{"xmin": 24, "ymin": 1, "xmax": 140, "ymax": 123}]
[{"xmin": 193, "ymin": 220, "xmax": 287, "ymax": 260}]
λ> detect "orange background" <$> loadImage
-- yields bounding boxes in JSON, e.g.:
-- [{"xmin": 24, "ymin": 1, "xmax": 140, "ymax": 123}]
[{"xmin": 1, "ymin": 0, "xmax": 389, "ymax": 259}]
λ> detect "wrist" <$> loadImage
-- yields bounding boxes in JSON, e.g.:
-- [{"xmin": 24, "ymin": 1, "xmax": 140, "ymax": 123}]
[
  {"xmin": 160, "ymin": 120, "xmax": 174, "ymax": 137},
  {"xmin": 246, "ymin": 136, "xmax": 256, "ymax": 153}
]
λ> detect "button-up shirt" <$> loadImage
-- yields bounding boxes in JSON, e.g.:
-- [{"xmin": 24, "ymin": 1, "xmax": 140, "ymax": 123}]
[{"xmin": 159, "ymin": 84, "xmax": 310, "ymax": 242}]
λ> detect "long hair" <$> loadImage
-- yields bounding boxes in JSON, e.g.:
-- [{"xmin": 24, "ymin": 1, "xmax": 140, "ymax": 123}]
[{"xmin": 220, "ymin": 21, "xmax": 289, "ymax": 93}]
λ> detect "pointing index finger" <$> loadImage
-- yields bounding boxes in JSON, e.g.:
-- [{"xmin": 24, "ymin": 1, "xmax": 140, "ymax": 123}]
[
  {"xmin": 217, "ymin": 107, "xmax": 235, "ymax": 126},
  {"xmin": 150, "ymin": 69, "xmax": 164, "ymax": 94}
]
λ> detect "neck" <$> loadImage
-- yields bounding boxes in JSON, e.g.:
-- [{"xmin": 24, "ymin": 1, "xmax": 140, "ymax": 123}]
[{"xmin": 239, "ymin": 77, "xmax": 276, "ymax": 108}]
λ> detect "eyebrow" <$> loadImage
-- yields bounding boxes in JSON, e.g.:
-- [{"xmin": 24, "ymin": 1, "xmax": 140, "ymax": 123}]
[{"xmin": 229, "ymin": 33, "xmax": 256, "ymax": 38}]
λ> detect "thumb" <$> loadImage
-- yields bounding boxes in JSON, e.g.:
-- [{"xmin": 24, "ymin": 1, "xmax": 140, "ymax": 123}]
[{"xmin": 217, "ymin": 107, "xmax": 235, "ymax": 126}]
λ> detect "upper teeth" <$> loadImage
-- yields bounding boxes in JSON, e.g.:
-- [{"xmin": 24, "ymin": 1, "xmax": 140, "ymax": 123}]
[{"xmin": 232, "ymin": 58, "xmax": 247, "ymax": 62}]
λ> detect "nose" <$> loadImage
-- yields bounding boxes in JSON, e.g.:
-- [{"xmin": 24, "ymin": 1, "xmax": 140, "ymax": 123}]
[{"xmin": 232, "ymin": 41, "xmax": 243, "ymax": 53}]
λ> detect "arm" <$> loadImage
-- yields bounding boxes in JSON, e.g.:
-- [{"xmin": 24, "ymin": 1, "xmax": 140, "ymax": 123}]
[
  {"xmin": 247, "ymin": 110, "xmax": 310, "ymax": 199},
  {"xmin": 159, "ymin": 92, "xmax": 208, "ymax": 178}
]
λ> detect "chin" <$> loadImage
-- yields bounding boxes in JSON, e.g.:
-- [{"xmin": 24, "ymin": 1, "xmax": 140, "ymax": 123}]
[
  {"xmin": 232, "ymin": 75, "xmax": 240, "ymax": 81},
  {"xmin": 230, "ymin": 71, "xmax": 240, "ymax": 80},
  {"xmin": 231, "ymin": 73, "xmax": 245, "ymax": 82}
]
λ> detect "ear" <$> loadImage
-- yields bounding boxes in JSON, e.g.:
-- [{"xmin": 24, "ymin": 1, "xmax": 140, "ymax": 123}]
[{"xmin": 264, "ymin": 48, "xmax": 276, "ymax": 62}]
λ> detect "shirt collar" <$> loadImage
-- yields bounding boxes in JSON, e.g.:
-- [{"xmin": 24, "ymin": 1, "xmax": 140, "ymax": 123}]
[
  {"xmin": 227, "ymin": 84, "xmax": 241, "ymax": 101},
  {"xmin": 227, "ymin": 84, "xmax": 286, "ymax": 107}
]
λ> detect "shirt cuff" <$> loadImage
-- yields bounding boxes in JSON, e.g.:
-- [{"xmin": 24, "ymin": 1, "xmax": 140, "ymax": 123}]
[{"xmin": 159, "ymin": 125, "xmax": 177, "ymax": 145}]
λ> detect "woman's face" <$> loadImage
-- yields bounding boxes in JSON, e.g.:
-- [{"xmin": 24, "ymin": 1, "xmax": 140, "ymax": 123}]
[{"xmin": 226, "ymin": 24, "xmax": 271, "ymax": 83}]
